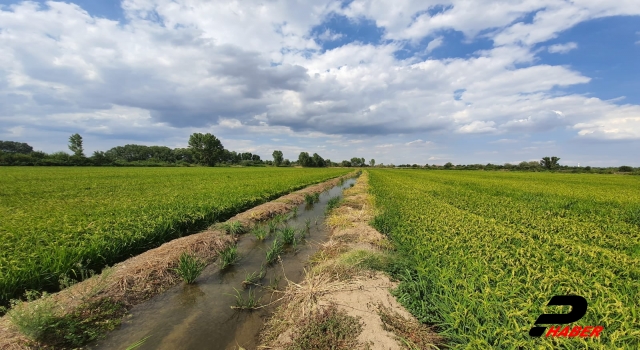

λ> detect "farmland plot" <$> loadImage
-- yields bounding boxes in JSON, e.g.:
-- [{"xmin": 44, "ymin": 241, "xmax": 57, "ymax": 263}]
[
  {"xmin": 369, "ymin": 170, "xmax": 640, "ymax": 349},
  {"xmin": 0, "ymin": 167, "xmax": 350, "ymax": 305}
]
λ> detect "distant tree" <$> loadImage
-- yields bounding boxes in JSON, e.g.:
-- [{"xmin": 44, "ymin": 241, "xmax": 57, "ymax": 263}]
[
  {"xmin": 68, "ymin": 133, "xmax": 85, "ymax": 157},
  {"xmin": 252, "ymin": 154, "xmax": 261, "ymax": 162},
  {"xmin": 90, "ymin": 151, "xmax": 113, "ymax": 166},
  {"xmin": 283, "ymin": 159, "xmax": 291, "ymax": 166},
  {"xmin": 341, "ymin": 160, "xmax": 351, "ymax": 167},
  {"xmin": 0, "ymin": 141, "xmax": 33, "ymax": 154},
  {"xmin": 369, "ymin": 159, "xmax": 375, "ymax": 167},
  {"xmin": 188, "ymin": 133, "xmax": 225, "ymax": 166},
  {"xmin": 298, "ymin": 152, "xmax": 312, "ymax": 167},
  {"xmin": 540, "ymin": 156, "xmax": 560, "ymax": 170},
  {"xmin": 311, "ymin": 153, "xmax": 325, "ymax": 167},
  {"xmin": 325, "ymin": 158, "xmax": 332, "ymax": 167},
  {"xmin": 444, "ymin": 162, "xmax": 453, "ymax": 169},
  {"xmin": 272, "ymin": 150, "xmax": 284, "ymax": 166},
  {"xmin": 350, "ymin": 157, "xmax": 365, "ymax": 167},
  {"xmin": 174, "ymin": 148, "xmax": 194, "ymax": 163},
  {"xmin": 619, "ymin": 165, "xmax": 633, "ymax": 172}
]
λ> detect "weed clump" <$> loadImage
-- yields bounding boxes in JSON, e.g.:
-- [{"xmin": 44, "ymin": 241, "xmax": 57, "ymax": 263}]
[
  {"xmin": 304, "ymin": 192, "xmax": 320, "ymax": 205},
  {"xmin": 175, "ymin": 252, "xmax": 206, "ymax": 284},
  {"xmin": 242, "ymin": 267, "xmax": 266, "ymax": 289},
  {"xmin": 1, "ymin": 292, "xmax": 126, "ymax": 348},
  {"xmin": 220, "ymin": 221, "xmax": 245, "ymax": 236},
  {"xmin": 252, "ymin": 226, "xmax": 269, "ymax": 241},
  {"xmin": 266, "ymin": 239, "xmax": 284, "ymax": 265},
  {"xmin": 219, "ymin": 245, "xmax": 239, "ymax": 270},
  {"xmin": 2, "ymin": 291, "xmax": 57, "ymax": 341},
  {"xmin": 325, "ymin": 196, "xmax": 341, "ymax": 215},
  {"xmin": 231, "ymin": 288, "xmax": 261, "ymax": 310},
  {"xmin": 283, "ymin": 304, "xmax": 363, "ymax": 350},
  {"xmin": 279, "ymin": 226, "xmax": 297, "ymax": 245}
]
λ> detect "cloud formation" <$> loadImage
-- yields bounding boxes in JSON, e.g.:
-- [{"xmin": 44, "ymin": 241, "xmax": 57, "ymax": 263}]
[{"xmin": 0, "ymin": 0, "xmax": 639, "ymax": 165}]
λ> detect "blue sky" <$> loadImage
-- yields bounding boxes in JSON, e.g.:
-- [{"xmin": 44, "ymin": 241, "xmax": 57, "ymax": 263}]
[{"xmin": 1, "ymin": 0, "xmax": 639, "ymax": 166}]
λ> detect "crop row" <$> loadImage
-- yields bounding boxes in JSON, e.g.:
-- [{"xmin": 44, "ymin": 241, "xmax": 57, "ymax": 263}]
[
  {"xmin": 369, "ymin": 170, "xmax": 640, "ymax": 349},
  {"xmin": 0, "ymin": 167, "xmax": 350, "ymax": 305}
]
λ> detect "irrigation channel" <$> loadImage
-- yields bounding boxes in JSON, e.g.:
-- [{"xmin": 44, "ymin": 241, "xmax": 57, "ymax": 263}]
[{"xmin": 91, "ymin": 177, "xmax": 358, "ymax": 350}]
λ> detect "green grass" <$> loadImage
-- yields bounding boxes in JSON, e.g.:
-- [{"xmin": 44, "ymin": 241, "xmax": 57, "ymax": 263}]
[
  {"xmin": 369, "ymin": 170, "xmax": 640, "ymax": 349},
  {"xmin": 252, "ymin": 226, "xmax": 269, "ymax": 241},
  {"xmin": 175, "ymin": 252, "xmax": 206, "ymax": 284},
  {"xmin": 0, "ymin": 167, "xmax": 350, "ymax": 306},
  {"xmin": 219, "ymin": 221, "xmax": 245, "ymax": 236},
  {"xmin": 279, "ymin": 226, "xmax": 297, "ymax": 245},
  {"xmin": 266, "ymin": 238, "xmax": 285, "ymax": 265},
  {"xmin": 325, "ymin": 196, "xmax": 341, "ymax": 215},
  {"xmin": 219, "ymin": 245, "xmax": 239, "ymax": 270},
  {"xmin": 2, "ymin": 291, "xmax": 126, "ymax": 347},
  {"xmin": 230, "ymin": 288, "xmax": 261, "ymax": 310}
]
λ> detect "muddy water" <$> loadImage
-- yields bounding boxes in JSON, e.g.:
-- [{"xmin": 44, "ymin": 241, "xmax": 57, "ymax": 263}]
[{"xmin": 91, "ymin": 178, "xmax": 357, "ymax": 350}]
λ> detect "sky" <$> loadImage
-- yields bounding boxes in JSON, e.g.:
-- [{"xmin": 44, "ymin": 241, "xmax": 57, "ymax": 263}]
[{"xmin": 0, "ymin": 0, "xmax": 639, "ymax": 166}]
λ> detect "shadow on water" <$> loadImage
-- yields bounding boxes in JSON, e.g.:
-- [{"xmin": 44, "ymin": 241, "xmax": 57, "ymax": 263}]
[{"xmin": 91, "ymin": 178, "xmax": 357, "ymax": 350}]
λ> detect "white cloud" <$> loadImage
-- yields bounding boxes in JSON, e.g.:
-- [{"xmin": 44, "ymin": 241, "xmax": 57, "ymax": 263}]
[
  {"xmin": 548, "ymin": 42, "xmax": 578, "ymax": 53},
  {"xmin": 457, "ymin": 121, "xmax": 498, "ymax": 134},
  {"xmin": 424, "ymin": 36, "xmax": 443, "ymax": 53},
  {"xmin": 317, "ymin": 29, "xmax": 344, "ymax": 41},
  {"xmin": 0, "ymin": 0, "xmax": 639, "ymax": 166}
]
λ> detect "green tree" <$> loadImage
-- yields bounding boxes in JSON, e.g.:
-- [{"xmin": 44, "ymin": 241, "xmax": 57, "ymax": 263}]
[
  {"xmin": 312, "ymin": 153, "xmax": 325, "ymax": 167},
  {"xmin": 68, "ymin": 133, "xmax": 84, "ymax": 157},
  {"xmin": 0, "ymin": 141, "xmax": 33, "ymax": 154},
  {"xmin": 272, "ymin": 150, "xmax": 284, "ymax": 166},
  {"xmin": 540, "ymin": 156, "xmax": 560, "ymax": 170},
  {"xmin": 188, "ymin": 133, "xmax": 225, "ymax": 166},
  {"xmin": 369, "ymin": 159, "xmax": 375, "ymax": 167},
  {"xmin": 444, "ymin": 162, "xmax": 453, "ymax": 169},
  {"xmin": 298, "ymin": 152, "xmax": 311, "ymax": 167}
]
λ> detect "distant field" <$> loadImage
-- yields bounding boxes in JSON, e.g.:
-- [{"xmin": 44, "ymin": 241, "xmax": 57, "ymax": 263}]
[
  {"xmin": 369, "ymin": 170, "xmax": 640, "ymax": 349},
  {"xmin": 0, "ymin": 167, "xmax": 350, "ymax": 305}
]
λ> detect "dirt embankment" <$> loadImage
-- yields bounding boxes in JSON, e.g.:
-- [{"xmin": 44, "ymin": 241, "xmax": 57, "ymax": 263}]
[
  {"xmin": 0, "ymin": 172, "xmax": 357, "ymax": 350},
  {"xmin": 259, "ymin": 171, "xmax": 442, "ymax": 350}
]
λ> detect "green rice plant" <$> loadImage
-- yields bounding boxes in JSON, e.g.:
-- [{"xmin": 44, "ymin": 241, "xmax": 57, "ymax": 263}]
[
  {"xmin": 252, "ymin": 226, "xmax": 269, "ymax": 241},
  {"xmin": 242, "ymin": 267, "xmax": 266, "ymax": 289},
  {"xmin": 303, "ymin": 218, "xmax": 311, "ymax": 236},
  {"xmin": 368, "ymin": 169, "xmax": 640, "ymax": 349},
  {"xmin": 221, "ymin": 221, "xmax": 245, "ymax": 236},
  {"xmin": 266, "ymin": 275, "xmax": 282, "ymax": 291},
  {"xmin": 267, "ymin": 219, "xmax": 280, "ymax": 234},
  {"xmin": 266, "ymin": 239, "xmax": 284, "ymax": 265},
  {"xmin": 230, "ymin": 287, "xmax": 261, "ymax": 310},
  {"xmin": 304, "ymin": 193, "xmax": 315, "ymax": 205},
  {"xmin": 291, "ymin": 206, "xmax": 298, "ymax": 218},
  {"xmin": 279, "ymin": 226, "xmax": 297, "ymax": 245},
  {"xmin": 126, "ymin": 336, "xmax": 151, "ymax": 350},
  {"xmin": 0, "ymin": 167, "xmax": 351, "ymax": 308},
  {"xmin": 313, "ymin": 192, "xmax": 320, "ymax": 203},
  {"xmin": 219, "ymin": 245, "xmax": 239, "ymax": 270},
  {"xmin": 325, "ymin": 196, "xmax": 341, "ymax": 215},
  {"xmin": 175, "ymin": 252, "xmax": 206, "ymax": 284}
]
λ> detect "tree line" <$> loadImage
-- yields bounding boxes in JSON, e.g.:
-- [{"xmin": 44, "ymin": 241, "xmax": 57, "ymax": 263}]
[{"xmin": 0, "ymin": 135, "xmax": 374, "ymax": 168}]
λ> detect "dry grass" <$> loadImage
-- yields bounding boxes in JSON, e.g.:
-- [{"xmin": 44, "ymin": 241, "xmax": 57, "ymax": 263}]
[
  {"xmin": 259, "ymin": 172, "xmax": 441, "ymax": 350},
  {"xmin": 378, "ymin": 305, "xmax": 444, "ymax": 349}
]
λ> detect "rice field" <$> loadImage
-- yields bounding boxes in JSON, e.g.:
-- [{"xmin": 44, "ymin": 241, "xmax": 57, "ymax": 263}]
[
  {"xmin": 0, "ymin": 167, "xmax": 350, "ymax": 305},
  {"xmin": 368, "ymin": 170, "xmax": 640, "ymax": 349}
]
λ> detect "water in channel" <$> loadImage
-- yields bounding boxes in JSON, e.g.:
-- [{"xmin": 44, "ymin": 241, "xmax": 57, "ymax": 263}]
[{"xmin": 91, "ymin": 178, "xmax": 357, "ymax": 350}]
